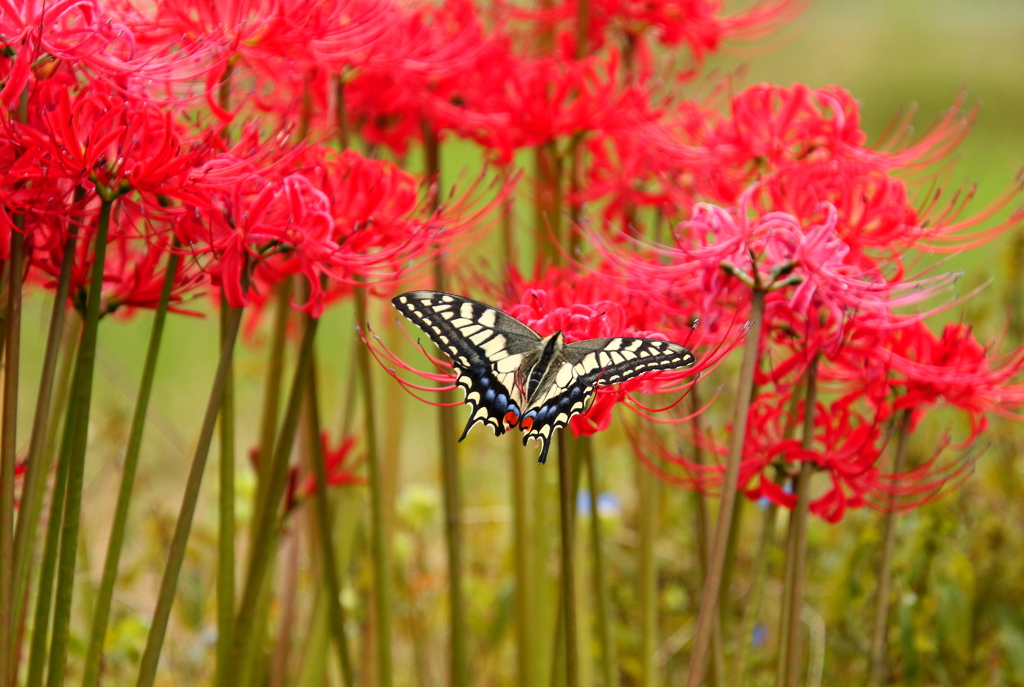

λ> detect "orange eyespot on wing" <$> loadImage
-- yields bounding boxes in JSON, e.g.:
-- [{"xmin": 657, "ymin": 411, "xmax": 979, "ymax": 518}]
[
  {"xmin": 504, "ymin": 410, "xmax": 520, "ymax": 429},
  {"xmin": 520, "ymin": 416, "xmax": 535, "ymax": 432}
]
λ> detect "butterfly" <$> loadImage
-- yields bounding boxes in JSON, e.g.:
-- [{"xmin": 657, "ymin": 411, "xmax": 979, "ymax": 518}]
[{"xmin": 392, "ymin": 290, "xmax": 696, "ymax": 464}]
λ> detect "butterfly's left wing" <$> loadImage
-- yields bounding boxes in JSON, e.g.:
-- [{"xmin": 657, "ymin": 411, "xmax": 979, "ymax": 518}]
[
  {"xmin": 519, "ymin": 337, "xmax": 695, "ymax": 464},
  {"xmin": 391, "ymin": 290, "xmax": 542, "ymax": 439}
]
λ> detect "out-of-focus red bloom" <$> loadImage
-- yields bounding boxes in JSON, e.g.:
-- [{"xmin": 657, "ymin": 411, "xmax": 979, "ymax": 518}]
[
  {"xmin": 301, "ymin": 432, "xmax": 366, "ymax": 496},
  {"xmin": 344, "ymin": 0, "xmax": 512, "ymax": 155},
  {"xmin": 523, "ymin": 0, "xmax": 803, "ymax": 74}
]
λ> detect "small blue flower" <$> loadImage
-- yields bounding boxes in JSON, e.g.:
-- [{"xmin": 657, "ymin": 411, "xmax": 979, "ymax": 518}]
[
  {"xmin": 577, "ymin": 490, "xmax": 592, "ymax": 513},
  {"xmin": 596, "ymin": 492, "xmax": 621, "ymax": 518},
  {"xmin": 752, "ymin": 622, "xmax": 767, "ymax": 648}
]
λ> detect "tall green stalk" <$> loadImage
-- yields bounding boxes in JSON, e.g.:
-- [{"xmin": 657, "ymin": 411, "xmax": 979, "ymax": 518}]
[
  {"xmin": 775, "ymin": 497, "xmax": 797, "ymax": 687},
  {"xmin": 253, "ymin": 279, "xmax": 292, "ymax": 541},
  {"xmin": 424, "ymin": 125, "xmax": 468, "ymax": 687},
  {"xmin": 81, "ymin": 246, "xmax": 182, "ymax": 687},
  {"xmin": 638, "ymin": 461, "xmax": 659, "ymax": 687},
  {"xmin": 25, "ymin": 329, "xmax": 80, "ymax": 687},
  {"xmin": 782, "ymin": 354, "xmax": 820, "ymax": 687},
  {"xmin": 685, "ymin": 289, "xmax": 765, "ymax": 687},
  {"xmin": 354, "ymin": 288, "xmax": 393, "ymax": 687},
  {"xmin": 46, "ymin": 197, "xmax": 115, "ymax": 687},
  {"xmin": 0, "ymin": 227, "xmax": 24, "ymax": 687},
  {"xmin": 583, "ymin": 438, "xmax": 616, "ymax": 687},
  {"xmin": 687, "ymin": 384, "xmax": 725, "ymax": 686},
  {"xmin": 229, "ymin": 313, "xmax": 319, "ymax": 674},
  {"xmin": 10, "ymin": 203, "xmax": 81, "ymax": 672},
  {"xmin": 866, "ymin": 409, "xmax": 912, "ymax": 687},
  {"xmin": 729, "ymin": 499, "xmax": 780, "ymax": 687},
  {"xmin": 557, "ymin": 431, "xmax": 579, "ymax": 687},
  {"xmin": 134, "ymin": 302, "xmax": 245, "ymax": 687},
  {"xmin": 306, "ymin": 357, "xmax": 355, "ymax": 687},
  {"xmin": 217, "ymin": 292, "xmax": 237, "ymax": 687},
  {"xmin": 512, "ymin": 440, "xmax": 536, "ymax": 687}
]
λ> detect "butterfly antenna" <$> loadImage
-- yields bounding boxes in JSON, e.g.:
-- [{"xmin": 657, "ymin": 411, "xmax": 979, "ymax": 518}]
[{"xmin": 562, "ymin": 310, "xmax": 608, "ymax": 336}]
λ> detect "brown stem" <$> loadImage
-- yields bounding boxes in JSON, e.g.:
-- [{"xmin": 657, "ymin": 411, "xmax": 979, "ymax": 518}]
[
  {"xmin": 866, "ymin": 409, "xmax": 912, "ymax": 687},
  {"xmin": 685, "ymin": 290, "xmax": 765, "ymax": 687}
]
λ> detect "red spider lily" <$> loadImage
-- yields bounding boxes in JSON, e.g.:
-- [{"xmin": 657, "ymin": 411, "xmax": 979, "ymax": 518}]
[
  {"xmin": 112, "ymin": 0, "xmax": 370, "ymax": 121},
  {"xmin": 705, "ymin": 84, "xmax": 969, "ymax": 184},
  {"xmin": 634, "ymin": 388, "xmax": 972, "ymax": 522},
  {"xmin": 0, "ymin": 0, "xmax": 142, "ymax": 102},
  {"xmin": 344, "ymin": 0, "xmax": 513, "ymax": 155},
  {"xmin": 7, "ymin": 85, "xmax": 206, "ymax": 206},
  {"xmin": 181, "ymin": 136, "xmax": 493, "ymax": 317},
  {"xmin": 599, "ymin": 193, "xmax": 958, "ymax": 351},
  {"xmin": 521, "ymin": 0, "xmax": 803, "ymax": 74},
  {"xmin": 827, "ymin": 321, "xmax": 1024, "ymax": 443},
  {"xmin": 300, "ymin": 432, "xmax": 366, "ymax": 497}
]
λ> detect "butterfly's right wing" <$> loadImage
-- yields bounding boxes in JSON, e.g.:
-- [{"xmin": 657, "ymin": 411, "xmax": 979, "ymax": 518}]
[
  {"xmin": 517, "ymin": 337, "xmax": 696, "ymax": 464},
  {"xmin": 391, "ymin": 290, "xmax": 541, "ymax": 438}
]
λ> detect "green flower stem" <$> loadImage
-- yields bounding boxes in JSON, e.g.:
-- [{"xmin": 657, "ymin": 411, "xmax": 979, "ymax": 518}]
[
  {"xmin": 638, "ymin": 460, "xmax": 658, "ymax": 687},
  {"xmin": 557, "ymin": 430, "xmax": 579, "ymax": 687},
  {"xmin": 134, "ymin": 302, "xmax": 245, "ymax": 687},
  {"xmin": 81, "ymin": 244, "xmax": 181, "ymax": 687},
  {"xmin": 335, "ymin": 73, "xmax": 349, "ymax": 150},
  {"xmin": 687, "ymin": 384, "xmax": 725, "ymax": 686},
  {"xmin": 534, "ymin": 447, "xmax": 553, "ymax": 685},
  {"xmin": 423, "ymin": 125, "xmax": 467, "ymax": 687},
  {"xmin": 10, "ymin": 190, "xmax": 82, "ymax": 672},
  {"xmin": 253, "ymin": 278, "xmax": 292, "ymax": 544},
  {"xmin": 46, "ymin": 197, "xmax": 115, "ymax": 687},
  {"xmin": 685, "ymin": 289, "xmax": 765, "ymax": 687},
  {"xmin": 24, "ymin": 326, "xmax": 80, "ymax": 687},
  {"xmin": 783, "ymin": 354, "xmax": 820, "ymax": 687},
  {"xmin": 534, "ymin": 143, "xmax": 564, "ymax": 266},
  {"xmin": 0, "ymin": 226, "xmax": 24, "ymax": 687},
  {"xmin": 511, "ymin": 439, "xmax": 536, "ymax": 687},
  {"xmin": 867, "ymin": 409, "xmax": 912, "ymax": 687},
  {"xmin": 583, "ymin": 437, "xmax": 616, "ymax": 687},
  {"xmin": 433, "ymin": 266, "xmax": 467, "ymax": 687},
  {"xmin": 729, "ymin": 499, "xmax": 781, "ymax": 687},
  {"xmin": 775, "ymin": 495, "xmax": 796, "ymax": 687},
  {"xmin": 217, "ymin": 292, "xmax": 237, "ymax": 687},
  {"xmin": 306, "ymin": 355, "xmax": 355, "ymax": 687},
  {"xmin": 549, "ymin": 436, "xmax": 586, "ymax": 687},
  {"xmin": 229, "ymin": 312, "xmax": 319, "ymax": 675},
  {"xmin": 354, "ymin": 287, "xmax": 393, "ymax": 687}
]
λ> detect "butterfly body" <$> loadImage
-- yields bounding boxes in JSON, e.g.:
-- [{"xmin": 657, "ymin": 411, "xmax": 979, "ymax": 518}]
[{"xmin": 392, "ymin": 290, "xmax": 696, "ymax": 464}]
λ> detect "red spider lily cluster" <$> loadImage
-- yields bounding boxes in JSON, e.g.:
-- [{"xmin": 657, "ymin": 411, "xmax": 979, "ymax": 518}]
[
  {"xmin": 3, "ymin": 0, "xmax": 1021, "ymax": 529},
  {"xmin": 593, "ymin": 81, "xmax": 1024, "ymax": 521}
]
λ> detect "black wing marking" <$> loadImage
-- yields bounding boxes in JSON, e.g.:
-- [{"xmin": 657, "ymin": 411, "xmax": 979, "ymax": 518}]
[
  {"xmin": 391, "ymin": 290, "xmax": 541, "ymax": 439},
  {"xmin": 519, "ymin": 337, "xmax": 696, "ymax": 464}
]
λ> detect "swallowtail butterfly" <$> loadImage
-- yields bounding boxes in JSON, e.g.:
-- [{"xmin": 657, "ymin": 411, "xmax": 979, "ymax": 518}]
[{"xmin": 392, "ymin": 290, "xmax": 696, "ymax": 464}]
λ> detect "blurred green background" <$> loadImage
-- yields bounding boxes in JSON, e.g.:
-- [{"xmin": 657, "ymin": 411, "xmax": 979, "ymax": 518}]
[{"xmin": 20, "ymin": 1, "xmax": 1024, "ymax": 684}]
